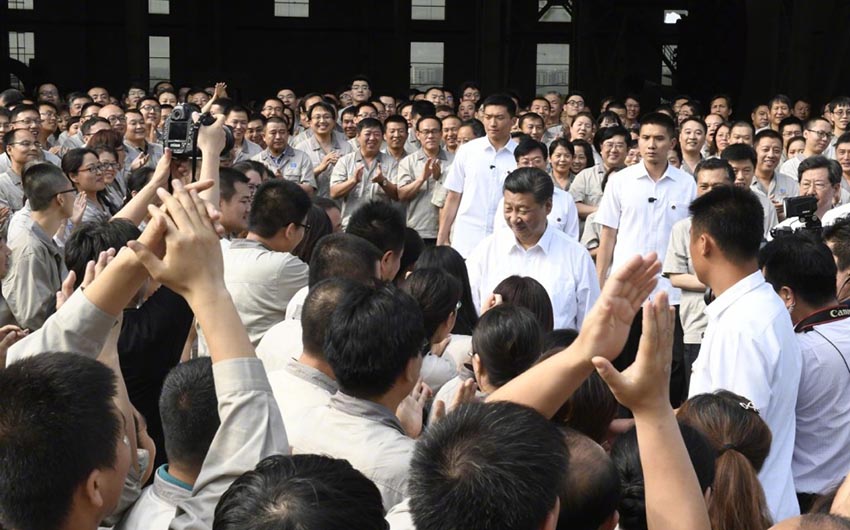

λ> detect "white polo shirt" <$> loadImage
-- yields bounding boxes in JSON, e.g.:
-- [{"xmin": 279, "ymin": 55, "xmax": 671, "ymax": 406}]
[
  {"xmin": 793, "ymin": 314, "xmax": 850, "ymax": 494},
  {"xmin": 466, "ymin": 223, "xmax": 599, "ymax": 330},
  {"xmin": 689, "ymin": 270, "xmax": 801, "ymax": 521},
  {"xmin": 595, "ymin": 161, "xmax": 696, "ymax": 304},
  {"xmin": 493, "ymin": 187, "xmax": 580, "ymax": 240},
  {"xmin": 443, "ymin": 136, "xmax": 517, "ymax": 257}
]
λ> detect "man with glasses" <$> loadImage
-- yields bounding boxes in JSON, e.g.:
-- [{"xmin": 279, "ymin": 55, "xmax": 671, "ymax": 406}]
[
  {"xmin": 277, "ymin": 88, "xmax": 297, "ymax": 111},
  {"xmin": 2, "ymin": 163, "xmax": 74, "ymax": 330},
  {"xmin": 260, "ymin": 97, "xmax": 285, "ymax": 120},
  {"xmin": 98, "ymin": 104, "xmax": 127, "ymax": 136},
  {"xmin": 347, "ymin": 103, "xmax": 380, "ymax": 151},
  {"xmin": 780, "ymin": 116, "xmax": 833, "ymax": 178},
  {"xmin": 826, "ymin": 97, "xmax": 850, "ymax": 159},
  {"xmin": 225, "ymin": 105, "xmax": 262, "ymax": 163},
  {"xmin": 122, "ymin": 109, "xmax": 163, "ymax": 174},
  {"xmin": 35, "ymin": 83, "xmax": 60, "ymax": 105},
  {"xmin": 252, "ymin": 117, "xmax": 315, "ymax": 196},
  {"xmin": 87, "ymin": 87, "xmax": 110, "ymax": 105},
  {"xmin": 396, "ymin": 116, "xmax": 454, "ymax": 244},
  {"xmin": 137, "ymin": 96, "xmax": 162, "ymax": 143},
  {"xmin": 0, "ymin": 129, "xmax": 41, "ymax": 211},
  {"xmin": 562, "ymin": 91, "xmax": 586, "ymax": 127},
  {"xmin": 1, "ymin": 105, "xmax": 60, "ymax": 173},
  {"xmin": 350, "ymin": 76, "xmax": 372, "ymax": 105}
]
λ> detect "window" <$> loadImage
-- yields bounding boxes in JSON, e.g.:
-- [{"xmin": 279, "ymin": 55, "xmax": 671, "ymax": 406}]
[
  {"xmin": 274, "ymin": 0, "xmax": 309, "ymax": 17},
  {"xmin": 8, "ymin": 0, "xmax": 34, "ymax": 9},
  {"xmin": 8, "ymin": 31, "xmax": 34, "ymax": 89},
  {"xmin": 536, "ymin": 43, "xmax": 569, "ymax": 94},
  {"xmin": 664, "ymin": 10, "xmax": 687, "ymax": 24},
  {"xmin": 538, "ymin": 0, "xmax": 571, "ymax": 22},
  {"xmin": 661, "ymin": 44, "xmax": 677, "ymax": 86},
  {"xmin": 149, "ymin": 36, "xmax": 170, "ymax": 85},
  {"xmin": 148, "ymin": 0, "xmax": 169, "ymax": 14},
  {"xmin": 410, "ymin": 42, "xmax": 444, "ymax": 90},
  {"xmin": 412, "ymin": 0, "xmax": 444, "ymax": 21}
]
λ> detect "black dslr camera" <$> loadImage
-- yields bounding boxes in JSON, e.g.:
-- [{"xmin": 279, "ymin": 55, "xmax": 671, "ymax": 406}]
[
  {"xmin": 769, "ymin": 195, "xmax": 822, "ymax": 239},
  {"xmin": 162, "ymin": 103, "xmax": 234, "ymax": 158}
]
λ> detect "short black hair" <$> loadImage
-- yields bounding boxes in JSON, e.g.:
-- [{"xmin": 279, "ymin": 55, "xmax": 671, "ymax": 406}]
[
  {"xmin": 355, "ymin": 117, "xmax": 384, "ymax": 135},
  {"xmin": 308, "ymin": 232, "xmax": 382, "ymax": 287},
  {"xmin": 302, "ymin": 278, "xmax": 360, "ymax": 357},
  {"xmin": 0, "ymin": 352, "xmax": 120, "ymax": 530},
  {"xmin": 799, "ymin": 154, "xmax": 841, "ymax": 185},
  {"xmin": 759, "ymin": 233, "xmax": 838, "ymax": 307},
  {"xmin": 558, "ymin": 429, "xmax": 621, "ymax": 530},
  {"xmin": 611, "ymin": 423, "xmax": 716, "ymax": 530},
  {"xmin": 396, "ymin": 226, "xmax": 425, "ymax": 284},
  {"xmin": 384, "ymin": 114, "xmax": 407, "ymax": 130},
  {"xmin": 346, "ymin": 200, "xmax": 405, "ymax": 254},
  {"xmin": 823, "ymin": 217, "xmax": 850, "ymax": 271},
  {"xmin": 307, "ymin": 100, "xmax": 336, "ymax": 121},
  {"xmin": 638, "ymin": 112, "xmax": 676, "ymax": 138},
  {"xmin": 409, "ymin": 401, "xmax": 567, "ymax": 530},
  {"xmin": 778, "ymin": 116, "xmax": 803, "ymax": 136},
  {"xmin": 513, "ymin": 137, "xmax": 548, "ymax": 162},
  {"xmin": 401, "ymin": 268, "xmax": 462, "ymax": 341},
  {"xmin": 480, "ymin": 94, "xmax": 517, "ymax": 117},
  {"xmin": 292, "ymin": 205, "xmax": 333, "ymax": 265},
  {"xmin": 220, "ymin": 167, "xmax": 250, "ymax": 202},
  {"xmin": 593, "ymin": 125, "xmax": 630, "ymax": 153},
  {"xmin": 694, "ymin": 157, "xmax": 735, "ymax": 183},
  {"xmin": 410, "ymin": 100, "xmax": 437, "ymax": 120},
  {"xmin": 690, "ymin": 186, "xmax": 763, "ymax": 265},
  {"xmin": 23, "ymin": 162, "xmax": 72, "ymax": 211},
  {"xmin": 472, "ymin": 304, "xmax": 543, "ymax": 388},
  {"xmin": 214, "ymin": 454, "xmax": 385, "ymax": 530},
  {"xmin": 753, "ymin": 128, "xmax": 782, "ymax": 147},
  {"xmin": 248, "ymin": 179, "xmax": 311, "ymax": 238},
  {"xmin": 325, "ymin": 284, "xmax": 425, "ymax": 399},
  {"xmin": 721, "ymin": 143, "xmax": 757, "ymax": 166},
  {"xmin": 503, "ymin": 166, "xmax": 554, "ymax": 205},
  {"xmin": 493, "ymin": 275, "xmax": 555, "ymax": 333},
  {"xmin": 518, "ymin": 111, "xmax": 545, "ymax": 129},
  {"xmin": 159, "ymin": 357, "xmax": 220, "ymax": 470},
  {"xmin": 549, "ymin": 137, "xmax": 574, "ymax": 157},
  {"xmin": 768, "ymin": 94, "xmax": 792, "ymax": 109},
  {"xmin": 65, "ymin": 219, "xmax": 141, "ymax": 288}
]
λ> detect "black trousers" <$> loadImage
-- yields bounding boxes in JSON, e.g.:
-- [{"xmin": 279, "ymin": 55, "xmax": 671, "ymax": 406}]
[{"xmin": 614, "ymin": 305, "xmax": 687, "ymax": 417}]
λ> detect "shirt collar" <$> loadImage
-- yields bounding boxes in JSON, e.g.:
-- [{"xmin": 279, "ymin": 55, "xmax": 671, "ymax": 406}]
[
  {"xmin": 501, "ymin": 221, "xmax": 554, "ymax": 256},
  {"xmin": 635, "ymin": 161, "xmax": 681, "ymax": 182},
  {"xmin": 228, "ymin": 238, "xmax": 272, "ymax": 252},
  {"xmin": 483, "ymin": 137, "xmax": 517, "ymax": 154},
  {"xmin": 704, "ymin": 270, "xmax": 765, "ymax": 320},
  {"xmin": 329, "ymin": 392, "xmax": 406, "ymax": 435},
  {"xmin": 415, "ymin": 147, "xmax": 448, "ymax": 162},
  {"xmin": 154, "ymin": 465, "xmax": 193, "ymax": 500},
  {"xmin": 284, "ymin": 357, "xmax": 338, "ymax": 394}
]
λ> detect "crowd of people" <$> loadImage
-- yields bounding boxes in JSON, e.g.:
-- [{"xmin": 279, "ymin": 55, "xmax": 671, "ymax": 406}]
[{"xmin": 0, "ymin": 75, "xmax": 850, "ymax": 530}]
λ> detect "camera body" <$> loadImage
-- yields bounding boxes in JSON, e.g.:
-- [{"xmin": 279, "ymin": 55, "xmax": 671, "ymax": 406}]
[
  {"xmin": 770, "ymin": 195, "xmax": 823, "ymax": 239},
  {"xmin": 162, "ymin": 103, "xmax": 234, "ymax": 158}
]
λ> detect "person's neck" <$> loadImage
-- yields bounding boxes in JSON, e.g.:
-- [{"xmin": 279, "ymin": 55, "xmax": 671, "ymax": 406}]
[
  {"xmin": 10, "ymin": 160, "xmax": 24, "ymax": 176},
  {"xmin": 804, "ymin": 146, "xmax": 820, "ymax": 157},
  {"xmin": 792, "ymin": 300, "xmax": 838, "ymax": 326},
  {"xmin": 373, "ymin": 386, "xmax": 407, "ymax": 416},
  {"xmin": 314, "ymin": 129, "xmax": 332, "ymax": 143},
  {"xmin": 682, "ymin": 151, "xmax": 701, "ymax": 166},
  {"xmin": 488, "ymin": 134, "xmax": 510, "ymax": 151},
  {"xmin": 297, "ymin": 352, "xmax": 336, "ymax": 380},
  {"xmin": 166, "ymin": 462, "xmax": 201, "ymax": 487},
  {"xmin": 423, "ymin": 146, "xmax": 440, "ymax": 158},
  {"xmin": 361, "ymin": 149, "xmax": 379, "ymax": 163},
  {"xmin": 817, "ymin": 203, "xmax": 832, "ymax": 220},
  {"xmin": 516, "ymin": 227, "xmax": 545, "ymax": 250},
  {"xmin": 269, "ymin": 145, "xmax": 287, "ymax": 157},
  {"xmin": 246, "ymin": 232, "xmax": 289, "ymax": 253},
  {"xmin": 126, "ymin": 137, "xmax": 145, "ymax": 149},
  {"xmin": 58, "ymin": 506, "xmax": 99, "ymax": 530},
  {"xmin": 387, "ymin": 145, "xmax": 406, "ymax": 160},
  {"xmin": 552, "ymin": 169, "xmax": 570, "ymax": 188},
  {"xmin": 843, "ymin": 172, "xmax": 850, "ymax": 186},
  {"xmin": 38, "ymin": 130, "xmax": 51, "ymax": 144},
  {"xmin": 755, "ymin": 167, "xmax": 774, "ymax": 182},
  {"xmin": 233, "ymin": 137, "xmax": 244, "ymax": 148},
  {"xmin": 706, "ymin": 259, "xmax": 758, "ymax": 298},
  {"xmin": 644, "ymin": 160, "xmax": 668, "ymax": 181},
  {"xmin": 31, "ymin": 207, "xmax": 65, "ymax": 236},
  {"xmin": 445, "ymin": 143, "xmax": 457, "ymax": 154}
]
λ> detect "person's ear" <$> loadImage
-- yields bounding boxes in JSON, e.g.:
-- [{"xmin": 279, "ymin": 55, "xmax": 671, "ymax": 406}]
[
  {"xmin": 540, "ymin": 496, "xmax": 560, "ymax": 530},
  {"xmin": 779, "ymin": 286, "xmax": 796, "ymax": 309},
  {"xmin": 83, "ymin": 468, "xmax": 106, "ymax": 510},
  {"xmin": 380, "ymin": 250, "xmax": 394, "ymax": 275},
  {"xmin": 544, "ymin": 198, "xmax": 553, "ymax": 216},
  {"xmin": 698, "ymin": 233, "xmax": 712, "ymax": 258},
  {"xmin": 404, "ymin": 354, "xmax": 420, "ymax": 384},
  {"xmin": 703, "ymin": 486, "xmax": 712, "ymax": 507}
]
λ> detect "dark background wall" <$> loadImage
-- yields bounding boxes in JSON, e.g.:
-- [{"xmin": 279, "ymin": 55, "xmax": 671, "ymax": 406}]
[{"xmin": 2, "ymin": 0, "xmax": 850, "ymax": 118}]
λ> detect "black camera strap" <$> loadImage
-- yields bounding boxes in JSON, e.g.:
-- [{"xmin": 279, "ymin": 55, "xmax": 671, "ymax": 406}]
[{"xmin": 794, "ymin": 304, "xmax": 850, "ymax": 333}]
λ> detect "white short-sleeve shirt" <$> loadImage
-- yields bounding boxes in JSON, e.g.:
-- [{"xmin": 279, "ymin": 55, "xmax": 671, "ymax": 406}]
[
  {"xmin": 594, "ymin": 161, "xmax": 696, "ymax": 303},
  {"xmin": 443, "ymin": 136, "xmax": 517, "ymax": 257}
]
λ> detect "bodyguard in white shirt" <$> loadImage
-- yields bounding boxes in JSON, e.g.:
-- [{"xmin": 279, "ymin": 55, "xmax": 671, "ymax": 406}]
[
  {"xmin": 492, "ymin": 137, "xmax": 579, "ymax": 240},
  {"xmin": 595, "ymin": 112, "xmax": 695, "ymax": 401},
  {"xmin": 760, "ymin": 234, "xmax": 850, "ymax": 508},
  {"xmin": 687, "ymin": 185, "xmax": 801, "ymax": 521},
  {"xmin": 467, "ymin": 167, "xmax": 599, "ymax": 330},
  {"xmin": 438, "ymin": 94, "xmax": 518, "ymax": 257}
]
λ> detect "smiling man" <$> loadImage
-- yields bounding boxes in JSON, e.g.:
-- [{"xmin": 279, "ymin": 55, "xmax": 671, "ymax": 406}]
[{"xmin": 466, "ymin": 166, "xmax": 598, "ymax": 329}]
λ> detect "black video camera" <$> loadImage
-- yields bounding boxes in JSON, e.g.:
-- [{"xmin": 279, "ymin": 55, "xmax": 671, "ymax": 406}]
[
  {"xmin": 770, "ymin": 195, "xmax": 822, "ymax": 239},
  {"xmin": 162, "ymin": 103, "xmax": 234, "ymax": 158}
]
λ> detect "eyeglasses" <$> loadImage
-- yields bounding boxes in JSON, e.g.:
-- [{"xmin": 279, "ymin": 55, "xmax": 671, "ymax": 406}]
[
  {"xmin": 262, "ymin": 106, "xmax": 283, "ymax": 113},
  {"xmin": 38, "ymin": 90, "xmax": 58, "ymax": 97},
  {"xmin": 39, "ymin": 111, "xmax": 57, "ymax": 119},
  {"xmin": 107, "ymin": 115, "xmax": 127, "ymax": 124},
  {"xmin": 99, "ymin": 162, "xmax": 120, "ymax": 170},
  {"xmin": 833, "ymin": 110, "xmax": 850, "ymax": 117},
  {"xmin": 79, "ymin": 164, "xmax": 105, "ymax": 173},
  {"xmin": 12, "ymin": 118, "xmax": 42, "ymax": 127},
  {"xmin": 419, "ymin": 129, "xmax": 442, "ymax": 136},
  {"xmin": 50, "ymin": 188, "xmax": 77, "ymax": 199},
  {"xmin": 140, "ymin": 105, "xmax": 161, "ymax": 112},
  {"xmin": 807, "ymin": 129, "xmax": 832, "ymax": 139},
  {"xmin": 128, "ymin": 90, "xmax": 146, "ymax": 97},
  {"xmin": 566, "ymin": 100, "xmax": 584, "ymax": 107},
  {"xmin": 357, "ymin": 113, "xmax": 377, "ymax": 119},
  {"xmin": 8, "ymin": 141, "xmax": 41, "ymax": 149},
  {"xmin": 297, "ymin": 222, "xmax": 311, "ymax": 231}
]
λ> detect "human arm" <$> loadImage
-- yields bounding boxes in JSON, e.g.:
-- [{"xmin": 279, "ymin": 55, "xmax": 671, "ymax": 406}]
[
  {"xmin": 575, "ymin": 202, "xmax": 598, "ymax": 219},
  {"xmin": 313, "ymin": 150, "xmax": 340, "ymax": 175},
  {"xmin": 329, "ymin": 163, "xmax": 362, "ymax": 199},
  {"xmin": 113, "ymin": 148, "xmax": 171, "ymax": 225},
  {"xmin": 592, "ymin": 293, "xmax": 711, "ymax": 530},
  {"xmin": 596, "ymin": 226, "xmax": 618, "ymax": 288},
  {"xmin": 669, "ymin": 273, "xmax": 706, "ymax": 292},
  {"xmin": 436, "ymin": 190, "xmax": 461, "ymax": 245},
  {"xmin": 199, "ymin": 82, "xmax": 227, "ymax": 115},
  {"xmin": 196, "ymin": 113, "xmax": 227, "ymax": 206},
  {"xmin": 486, "ymin": 253, "xmax": 660, "ymax": 418},
  {"xmin": 397, "ymin": 159, "xmax": 430, "ymax": 202},
  {"xmin": 373, "ymin": 164, "xmax": 399, "ymax": 201}
]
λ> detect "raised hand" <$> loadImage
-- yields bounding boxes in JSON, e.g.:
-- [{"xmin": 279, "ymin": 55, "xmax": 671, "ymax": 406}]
[
  {"xmin": 592, "ymin": 290, "xmax": 674, "ymax": 414},
  {"xmin": 371, "ymin": 164, "xmax": 385, "ymax": 185},
  {"xmin": 432, "ymin": 378, "xmax": 477, "ymax": 423},
  {"xmin": 70, "ymin": 192, "xmax": 87, "ymax": 226},
  {"xmin": 56, "ymin": 248, "xmax": 116, "ymax": 310},
  {"xmin": 396, "ymin": 379, "xmax": 433, "ymax": 438},
  {"xmin": 130, "ymin": 152, "xmax": 150, "ymax": 171},
  {"xmin": 353, "ymin": 163, "xmax": 365, "ymax": 183}
]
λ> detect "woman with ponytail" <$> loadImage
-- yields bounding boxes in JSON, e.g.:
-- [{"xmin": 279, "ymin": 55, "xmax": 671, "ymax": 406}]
[{"xmin": 678, "ymin": 390, "xmax": 774, "ymax": 530}]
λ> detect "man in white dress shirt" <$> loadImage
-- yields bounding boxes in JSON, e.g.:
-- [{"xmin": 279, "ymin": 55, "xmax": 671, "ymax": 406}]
[
  {"xmin": 760, "ymin": 234, "xmax": 850, "ymax": 511},
  {"xmin": 438, "ymin": 94, "xmax": 518, "ymax": 257},
  {"xmin": 467, "ymin": 167, "xmax": 599, "ymax": 330},
  {"xmin": 687, "ymin": 185, "xmax": 801, "ymax": 521},
  {"xmin": 595, "ymin": 112, "xmax": 695, "ymax": 404}
]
